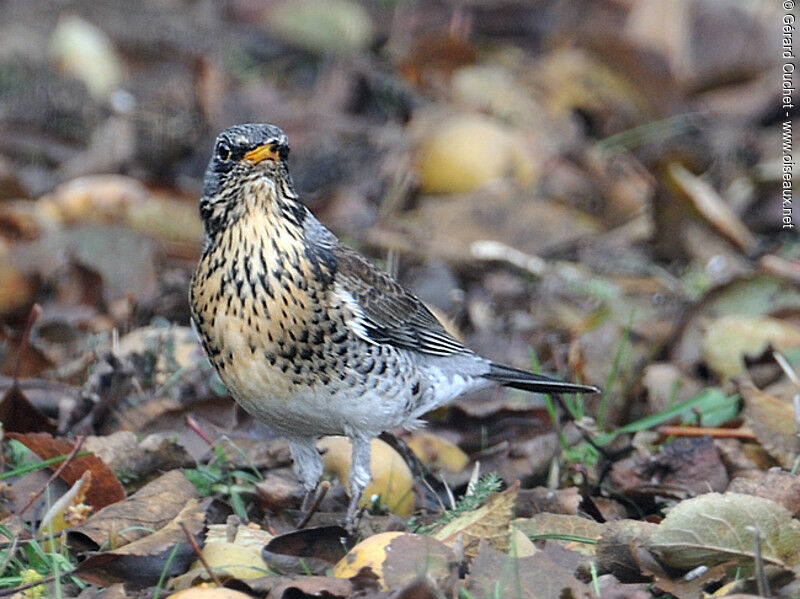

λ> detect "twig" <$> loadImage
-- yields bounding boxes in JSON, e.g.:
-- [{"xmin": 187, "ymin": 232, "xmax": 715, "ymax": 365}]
[
  {"xmin": 13, "ymin": 304, "xmax": 41, "ymax": 384},
  {"xmin": 180, "ymin": 521, "xmax": 222, "ymax": 588},
  {"xmin": 751, "ymin": 527, "xmax": 771, "ymax": 598},
  {"xmin": 185, "ymin": 414, "xmax": 214, "ymax": 446},
  {"xmin": 0, "ymin": 569, "xmax": 75, "ymax": 597},
  {"xmin": 296, "ymin": 480, "xmax": 330, "ymax": 529},
  {"xmin": 18, "ymin": 435, "xmax": 86, "ymax": 516},
  {"xmin": 657, "ymin": 426, "xmax": 756, "ymax": 440}
]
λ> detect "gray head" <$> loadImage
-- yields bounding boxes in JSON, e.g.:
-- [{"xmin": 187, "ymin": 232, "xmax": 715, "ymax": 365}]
[{"xmin": 200, "ymin": 123, "xmax": 295, "ymax": 237}]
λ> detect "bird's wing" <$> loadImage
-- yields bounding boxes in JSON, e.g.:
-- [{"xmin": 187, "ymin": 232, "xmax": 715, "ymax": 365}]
[{"xmin": 331, "ymin": 245, "xmax": 470, "ymax": 356}]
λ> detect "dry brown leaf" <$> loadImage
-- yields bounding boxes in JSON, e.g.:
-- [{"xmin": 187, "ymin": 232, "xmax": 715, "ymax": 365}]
[
  {"xmin": 514, "ymin": 513, "xmax": 605, "ymax": 556},
  {"xmin": 0, "ymin": 384, "xmax": 57, "ymax": 434},
  {"xmin": 466, "ymin": 540, "xmax": 589, "ymax": 599},
  {"xmin": 7, "ymin": 431, "xmax": 124, "ymax": 510},
  {"xmin": 702, "ymin": 315, "xmax": 800, "ymax": 380},
  {"xmin": 67, "ymin": 469, "xmax": 198, "ymax": 551},
  {"xmin": 727, "ymin": 469, "xmax": 800, "ymax": 518},
  {"xmin": 260, "ymin": 576, "xmax": 354, "ymax": 598},
  {"xmin": 609, "ymin": 435, "xmax": 728, "ymax": 500},
  {"xmin": 83, "ymin": 431, "xmax": 194, "ymax": 485},
  {"xmin": 75, "ymin": 497, "xmax": 206, "ymax": 588},
  {"xmin": 433, "ymin": 481, "xmax": 518, "ymax": 559},
  {"xmin": 514, "ymin": 486, "xmax": 581, "ymax": 518},
  {"xmin": 167, "ymin": 586, "xmax": 254, "ymax": 599},
  {"xmin": 333, "ymin": 532, "xmax": 455, "ymax": 591},
  {"xmin": 739, "ymin": 379, "xmax": 799, "ymax": 469},
  {"xmin": 668, "ymin": 163, "xmax": 757, "ymax": 252},
  {"xmin": 262, "ymin": 525, "xmax": 349, "ymax": 576},
  {"xmin": 595, "ymin": 519, "xmax": 658, "ymax": 583}
]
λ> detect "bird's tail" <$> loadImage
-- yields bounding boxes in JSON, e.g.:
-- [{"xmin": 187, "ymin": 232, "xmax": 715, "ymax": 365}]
[{"xmin": 485, "ymin": 363, "xmax": 601, "ymax": 395}]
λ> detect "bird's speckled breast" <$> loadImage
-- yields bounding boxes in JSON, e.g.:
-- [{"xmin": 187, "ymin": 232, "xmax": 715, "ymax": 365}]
[
  {"xmin": 191, "ymin": 202, "xmax": 334, "ymax": 385},
  {"xmin": 189, "ymin": 201, "xmax": 415, "ymax": 436}
]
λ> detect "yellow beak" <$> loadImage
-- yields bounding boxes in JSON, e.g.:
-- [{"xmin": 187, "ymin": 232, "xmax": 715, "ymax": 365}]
[{"xmin": 244, "ymin": 144, "xmax": 280, "ymax": 164}]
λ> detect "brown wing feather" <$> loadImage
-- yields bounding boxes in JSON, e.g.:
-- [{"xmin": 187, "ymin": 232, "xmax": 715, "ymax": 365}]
[{"xmin": 332, "ymin": 246, "xmax": 469, "ymax": 356}]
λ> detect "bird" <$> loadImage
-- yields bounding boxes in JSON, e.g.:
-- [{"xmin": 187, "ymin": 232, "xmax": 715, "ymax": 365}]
[{"xmin": 189, "ymin": 123, "xmax": 600, "ymax": 527}]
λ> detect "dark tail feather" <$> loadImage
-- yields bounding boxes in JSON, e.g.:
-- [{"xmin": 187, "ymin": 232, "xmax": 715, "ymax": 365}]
[{"xmin": 486, "ymin": 363, "xmax": 601, "ymax": 395}]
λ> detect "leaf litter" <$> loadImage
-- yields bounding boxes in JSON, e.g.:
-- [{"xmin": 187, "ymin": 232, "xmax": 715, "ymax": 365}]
[{"xmin": 0, "ymin": 0, "xmax": 796, "ymax": 597}]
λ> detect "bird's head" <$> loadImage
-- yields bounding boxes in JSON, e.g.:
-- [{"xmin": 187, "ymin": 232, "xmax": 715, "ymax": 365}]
[{"xmin": 200, "ymin": 123, "xmax": 299, "ymax": 240}]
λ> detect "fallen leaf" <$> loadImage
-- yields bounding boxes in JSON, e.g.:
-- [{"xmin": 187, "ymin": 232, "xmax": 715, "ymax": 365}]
[
  {"xmin": 36, "ymin": 175, "xmax": 147, "ymax": 225},
  {"xmin": 167, "ymin": 586, "xmax": 253, "ymax": 599},
  {"xmin": 0, "ymin": 385, "xmax": 57, "ymax": 434},
  {"xmin": 727, "ymin": 468, "xmax": 800, "ymax": 518},
  {"xmin": 83, "ymin": 431, "xmax": 194, "ymax": 486},
  {"xmin": 514, "ymin": 486, "xmax": 581, "ymax": 518},
  {"xmin": 8, "ymin": 431, "xmax": 124, "ymax": 510},
  {"xmin": 667, "ymin": 163, "xmax": 757, "ymax": 252},
  {"xmin": 739, "ymin": 379, "xmax": 798, "ymax": 469},
  {"xmin": 466, "ymin": 540, "xmax": 589, "ymax": 599},
  {"xmin": 514, "ymin": 513, "xmax": 605, "ymax": 557},
  {"xmin": 254, "ymin": 469, "xmax": 304, "ymax": 513},
  {"xmin": 260, "ymin": 576, "xmax": 353, "ymax": 598},
  {"xmin": 609, "ymin": 435, "xmax": 728, "ymax": 500},
  {"xmin": 670, "ymin": 275, "xmax": 800, "ymax": 372},
  {"xmin": 702, "ymin": 315, "xmax": 800, "ymax": 380},
  {"xmin": 75, "ymin": 497, "xmax": 206, "ymax": 588},
  {"xmin": 649, "ymin": 492, "xmax": 800, "ymax": 570},
  {"xmin": 262, "ymin": 525, "xmax": 349, "ymax": 576},
  {"xmin": 0, "ymin": 262, "xmax": 35, "ymax": 318},
  {"xmin": 595, "ymin": 519, "xmax": 658, "ymax": 583},
  {"xmin": 332, "ymin": 532, "xmax": 455, "ymax": 590},
  {"xmin": 67, "ymin": 469, "xmax": 198, "ymax": 551},
  {"xmin": 433, "ymin": 481, "xmax": 518, "ymax": 559}
]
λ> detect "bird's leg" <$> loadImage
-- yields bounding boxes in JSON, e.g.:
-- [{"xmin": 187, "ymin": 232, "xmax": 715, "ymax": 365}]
[
  {"xmin": 346, "ymin": 436, "xmax": 372, "ymax": 532},
  {"xmin": 287, "ymin": 438, "xmax": 323, "ymax": 514}
]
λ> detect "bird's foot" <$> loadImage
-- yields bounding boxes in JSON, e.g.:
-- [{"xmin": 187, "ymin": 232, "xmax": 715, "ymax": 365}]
[
  {"xmin": 297, "ymin": 481, "xmax": 330, "ymax": 529},
  {"xmin": 344, "ymin": 493, "xmax": 363, "ymax": 534}
]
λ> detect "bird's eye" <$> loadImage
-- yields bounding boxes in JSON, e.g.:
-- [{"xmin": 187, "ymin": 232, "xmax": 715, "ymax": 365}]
[{"xmin": 217, "ymin": 143, "xmax": 231, "ymax": 161}]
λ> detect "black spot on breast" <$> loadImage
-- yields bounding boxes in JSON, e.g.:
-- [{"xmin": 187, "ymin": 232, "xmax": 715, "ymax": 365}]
[
  {"xmin": 356, "ymin": 358, "xmax": 375, "ymax": 375},
  {"xmin": 411, "ymin": 381, "xmax": 420, "ymax": 395}
]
